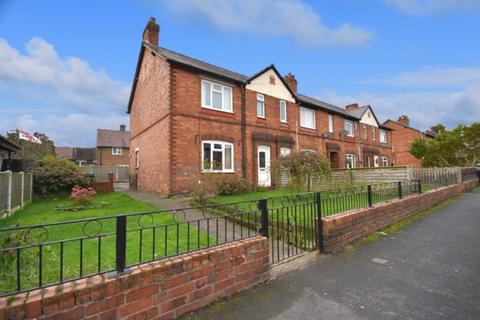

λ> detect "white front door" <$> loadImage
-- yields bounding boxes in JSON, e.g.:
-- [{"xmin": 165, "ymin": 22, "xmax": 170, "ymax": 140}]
[
  {"xmin": 257, "ymin": 145, "xmax": 271, "ymax": 187},
  {"xmin": 373, "ymin": 155, "xmax": 380, "ymax": 167}
]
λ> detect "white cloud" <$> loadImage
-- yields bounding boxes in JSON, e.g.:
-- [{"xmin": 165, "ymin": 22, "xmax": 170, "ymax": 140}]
[
  {"xmin": 362, "ymin": 66, "xmax": 480, "ymax": 88},
  {"xmin": 0, "ymin": 37, "xmax": 131, "ymax": 146},
  {"xmin": 158, "ymin": 0, "xmax": 373, "ymax": 47},
  {"xmin": 383, "ymin": 0, "xmax": 480, "ymax": 15}
]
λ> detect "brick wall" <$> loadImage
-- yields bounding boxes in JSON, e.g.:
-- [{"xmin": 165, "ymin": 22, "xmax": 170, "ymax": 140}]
[
  {"xmin": 0, "ymin": 237, "xmax": 270, "ymax": 320},
  {"xmin": 322, "ymin": 180, "xmax": 478, "ymax": 253},
  {"xmin": 383, "ymin": 120, "xmax": 424, "ymax": 167},
  {"xmin": 97, "ymin": 147, "xmax": 130, "ymax": 166}
]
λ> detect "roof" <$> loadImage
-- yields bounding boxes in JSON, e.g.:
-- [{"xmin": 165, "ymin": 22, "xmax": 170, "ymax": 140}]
[
  {"xmin": 246, "ymin": 64, "xmax": 297, "ymax": 100},
  {"xmin": 73, "ymin": 148, "xmax": 96, "ymax": 161},
  {"xmin": 347, "ymin": 105, "xmax": 392, "ymax": 130},
  {"xmin": 383, "ymin": 119, "xmax": 424, "ymax": 134},
  {"xmin": 0, "ymin": 135, "xmax": 20, "ymax": 153},
  {"xmin": 96, "ymin": 129, "xmax": 130, "ymax": 148},
  {"xmin": 296, "ymin": 94, "xmax": 359, "ymax": 119},
  {"xmin": 55, "ymin": 147, "xmax": 74, "ymax": 160}
]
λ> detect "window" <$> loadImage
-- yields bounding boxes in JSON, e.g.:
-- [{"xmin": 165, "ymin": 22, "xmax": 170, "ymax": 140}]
[
  {"xmin": 363, "ymin": 125, "xmax": 367, "ymax": 139},
  {"xmin": 328, "ymin": 114, "xmax": 334, "ymax": 133},
  {"xmin": 135, "ymin": 148, "xmax": 140, "ymax": 168},
  {"xmin": 280, "ymin": 147, "xmax": 291, "ymax": 157},
  {"xmin": 112, "ymin": 147, "xmax": 122, "ymax": 156},
  {"xmin": 201, "ymin": 80, "xmax": 232, "ymax": 112},
  {"xmin": 344, "ymin": 120, "xmax": 354, "ymax": 137},
  {"xmin": 201, "ymin": 141, "xmax": 234, "ymax": 173},
  {"xmin": 380, "ymin": 130, "xmax": 387, "ymax": 144},
  {"xmin": 346, "ymin": 154, "xmax": 355, "ymax": 168},
  {"xmin": 279, "ymin": 100, "xmax": 287, "ymax": 123},
  {"xmin": 257, "ymin": 94, "xmax": 265, "ymax": 118},
  {"xmin": 381, "ymin": 156, "xmax": 388, "ymax": 167},
  {"xmin": 372, "ymin": 127, "xmax": 376, "ymax": 141},
  {"xmin": 300, "ymin": 107, "xmax": 316, "ymax": 129},
  {"xmin": 301, "ymin": 149, "xmax": 316, "ymax": 154}
]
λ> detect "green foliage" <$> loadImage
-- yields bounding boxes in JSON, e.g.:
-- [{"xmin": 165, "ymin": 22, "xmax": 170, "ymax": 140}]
[
  {"xmin": 3, "ymin": 130, "xmax": 55, "ymax": 160},
  {"xmin": 189, "ymin": 174, "xmax": 254, "ymax": 204},
  {"xmin": 34, "ymin": 156, "xmax": 88, "ymax": 195},
  {"xmin": 273, "ymin": 151, "xmax": 331, "ymax": 192},
  {"xmin": 410, "ymin": 122, "xmax": 480, "ymax": 167},
  {"xmin": 214, "ymin": 175, "xmax": 252, "ymax": 195},
  {"xmin": 69, "ymin": 185, "xmax": 97, "ymax": 205}
]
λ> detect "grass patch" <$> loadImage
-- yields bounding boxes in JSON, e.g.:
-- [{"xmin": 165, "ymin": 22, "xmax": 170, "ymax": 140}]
[{"xmin": 0, "ymin": 192, "xmax": 213, "ymax": 296}]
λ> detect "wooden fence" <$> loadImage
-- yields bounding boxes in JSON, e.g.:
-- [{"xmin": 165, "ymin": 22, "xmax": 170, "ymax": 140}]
[
  {"xmin": 79, "ymin": 165, "xmax": 129, "ymax": 182},
  {"xmin": 0, "ymin": 171, "xmax": 33, "ymax": 218}
]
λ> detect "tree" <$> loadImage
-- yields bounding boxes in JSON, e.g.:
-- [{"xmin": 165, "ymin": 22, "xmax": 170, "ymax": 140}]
[
  {"xmin": 273, "ymin": 151, "xmax": 331, "ymax": 192},
  {"xmin": 410, "ymin": 122, "xmax": 480, "ymax": 167},
  {"xmin": 4, "ymin": 130, "xmax": 55, "ymax": 160}
]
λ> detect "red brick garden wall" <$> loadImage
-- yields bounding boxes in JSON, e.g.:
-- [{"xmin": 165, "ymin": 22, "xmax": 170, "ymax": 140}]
[
  {"xmin": 0, "ymin": 237, "xmax": 269, "ymax": 320},
  {"xmin": 322, "ymin": 180, "xmax": 478, "ymax": 253}
]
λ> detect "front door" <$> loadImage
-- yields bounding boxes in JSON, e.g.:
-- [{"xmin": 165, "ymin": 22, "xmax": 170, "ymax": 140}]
[
  {"xmin": 257, "ymin": 145, "xmax": 271, "ymax": 186},
  {"xmin": 329, "ymin": 152, "xmax": 339, "ymax": 169},
  {"xmin": 373, "ymin": 155, "xmax": 380, "ymax": 167}
]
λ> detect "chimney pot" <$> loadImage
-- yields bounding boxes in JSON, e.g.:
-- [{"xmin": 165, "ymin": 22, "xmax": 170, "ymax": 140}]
[
  {"xmin": 120, "ymin": 124, "xmax": 126, "ymax": 132},
  {"xmin": 143, "ymin": 17, "xmax": 160, "ymax": 46},
  {"xmin": 283, "ymin": 73, "xmax": 297, "ymax": 93}
]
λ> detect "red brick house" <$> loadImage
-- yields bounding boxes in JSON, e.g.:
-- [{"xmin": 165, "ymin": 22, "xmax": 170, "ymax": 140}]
[
  {"xmin": 383, "ymin": 116, "xmax": 435, "ymax": 167},
  {"xmin": 96, "ymin": 125, "xmax": 130, "ymax": 166},
  {"xmin": 128, "ymin": 18, "xmax": 393, "ymax": 194}
]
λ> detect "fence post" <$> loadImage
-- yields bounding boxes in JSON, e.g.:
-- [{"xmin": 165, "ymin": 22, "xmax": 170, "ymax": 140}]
[
  {"xmin": 20, "ymin": 172, "xmax": 24, "ymax": 209},
  {"xmin": 29, "ymin": 173, "xmax": 33, "ymax": 203},
  {"xmin": 6, "ymin": 170, "xmax": 12, "ymax": 214},
  {"xmin": 367, "ymin": 185, "xmax": 372, "ymax": 207},
  {"xmin": 397, "ymin": 181, "xmax": 403, "ymax": 199},
  {"xmin": 115, "ymin": 215, "xmax": 127, "ymax": 274},
  {"xmin": 258, "ymin": 199, "xmax": 269, "ymax": 237},
  {"xmin": 315, "ymin": 192, "xmax": 323, "ymax": 252},
  {"xmin": 418, "ymin": 179, "xmax": 422, "ymax": 194}
]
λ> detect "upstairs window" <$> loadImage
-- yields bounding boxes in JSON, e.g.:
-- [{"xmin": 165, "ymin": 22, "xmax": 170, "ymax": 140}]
[
  {"xmin": 344, "ymin": 120, "xmax": 354, "ymax": 137},
  {"xmin": 257, "ymin": 94, "xmax": 265, "ymax": 118},
  {"xmin": 372, "ymin": 127, "xmax": 376, "ymax": 141},
  {"xmin": 380, "ymin": 130, "xmax": 387, "ymax": 144},
  {"xmin": 135, "ymin": 148, "xmax": 140, "ymax": 168},
  {"xmin": 363, "ymin": 125, "xmax": 367, "ymax": 139},
  {"xmin": 300, "ymin": 107, "xmax": 316, "ymax": 129},
  {"xmin": 346, "ymin": 154, "xmax": 355, "ymax": 168},
  {"xmin": 201, "ymin": 80, "xmax": 232, "ymax": 113},
  {"xmin": 112, "ymin": 147, "xmax": 123, "ymax": 156},
  {"xmin": 279, "ymin": 100, "xmax": 287, "ymax": 123},
  {"xmin": 328, "ymin": 114, "xmax": 334, "ymax": 133},
  {"xmin": 202, "ymin": 141, "xmax": 234, "ymax": 173}
]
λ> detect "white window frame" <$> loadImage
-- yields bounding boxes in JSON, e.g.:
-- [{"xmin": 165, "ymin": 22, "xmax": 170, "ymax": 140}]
[
  {"xmin": 257, "ymin": 94, "xmax": 265, "ymax": 119},
  {"xmin": 372, "ymin": 127, "xmax": 376, "ymax": 141},
  {"xmin": 280, "ymin": 147, "xmax": 291, "ymax": 157},
  {"xmin": 346, "ymin": 154, "xmax": 355, "ymax": 168},
  {"xmin": 279, "ymin": 100, "xmax": 287, "ymax": 123},
  {"xmin": 328, "ymin": 114, "xmax": 334, "ymax": 133},
  {"xmin": 135, "ymin": 148, "xmax": 140, "ymax": 168},
  {"xmin": 381, "ymin": 156, "xmax": 388, "ymax": 167},
  {"xmin": 112, "ymin": 147, "xmax": 123, "ymax": 156},
  {"xmin": 344, "ymin": 120, "xmax": 354, "ymax": 137},
  {"xmin": 363, "ymin": 125, "xmax": 367, "ymax": 140},
  {"xmin": 380, "ymin": 129, "xmax": 387, "ymax": 144},
  {"xmin": 201, "ymin": 79, "xmax": 233, "ymax": 113},
  {"xmin": 300, "ymin": 107, "xmax": 316, "ymax": 129},
  {"xmin": 201, "ymin": 140, "xmax": 234, "ymax": 173}
]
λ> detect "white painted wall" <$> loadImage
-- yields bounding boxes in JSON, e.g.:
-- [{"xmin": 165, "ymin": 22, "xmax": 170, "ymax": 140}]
[
  {"xmin": 246, "ymin": 68, "xmax": 295, "ymax": 102},
  {"xmin": 360, "ymin": 107, "xmax": 378, "ymax": 127}
]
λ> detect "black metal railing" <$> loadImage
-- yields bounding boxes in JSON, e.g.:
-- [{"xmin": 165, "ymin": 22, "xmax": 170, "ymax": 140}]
[{"xmin": 0, "ymin": 179, "xmax": 446, "ymax": 296}]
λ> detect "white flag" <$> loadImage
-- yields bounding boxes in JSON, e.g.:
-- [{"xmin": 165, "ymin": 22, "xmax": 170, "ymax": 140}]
[{"xmin": 19, "ymin": 130, "xmax": 42, "ymax": 144}]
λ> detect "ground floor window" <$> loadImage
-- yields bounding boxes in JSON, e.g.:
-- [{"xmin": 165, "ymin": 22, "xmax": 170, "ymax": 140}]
[
  {"xmin": 135, "ymin": 148, "xmax": 140, "ymax": 168},
  {"xmin": 381, "ymin": 156, "xmax": 388, "ymax": 167},
  {"xmin": 346, "ymin": 154, "xmax": 355, "ymax": 168},
  {"xmin": 201, "ymin": 141, "xmax": 234, "ymax": 173},
  {"xmin": 280, "ymin": 147, "xmax": 291, "ymax": 157}
]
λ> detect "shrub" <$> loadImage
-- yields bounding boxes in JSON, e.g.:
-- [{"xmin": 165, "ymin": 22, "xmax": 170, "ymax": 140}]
[
  {"xmin": 34, "ymin": 156, "xmax": 88, "ymax": 195},
  {"xmin": 189, "ymin": 174, "xmax": 216, "ymax": 205},
  {"xmin": 69, "ymin": 185, "xmax": 96, "ymax": 205},
  {"xmin": 214, "ymin": 175, "xmax": 252, "ymax": 195}
]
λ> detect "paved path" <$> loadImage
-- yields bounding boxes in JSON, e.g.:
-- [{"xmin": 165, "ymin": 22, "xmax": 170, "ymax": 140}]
[{"xmin": 185, "ymin": 188, "xmax": 480, "ymax": 320}]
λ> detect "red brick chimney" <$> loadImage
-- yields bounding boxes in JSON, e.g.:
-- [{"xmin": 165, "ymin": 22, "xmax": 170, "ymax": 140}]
[
  {"xmin": 284, "ymin": 73, "xmax": 297, "ymax": 93},
  {"xmin": 346, "ymin": 103, "xmax": 359, "ymax": 112},
  {"xmin": 120, "ymin": 124, "xmax": 126, "ymax": 132},
  {"xmin": 143, "ymin": 17, "xmax": 159, "ymax": 46},
  {"xmin": 398, "ymin": 115, "xmax": 410, "ymax": 126}
]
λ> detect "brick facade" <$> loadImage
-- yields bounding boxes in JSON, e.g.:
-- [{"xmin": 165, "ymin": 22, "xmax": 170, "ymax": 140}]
[
  {"xmin": 97, "ymin": 147, "xmax": 129, "ymax": 166},
  {"xmin": 0, "ymin": 237, "xmax": 270, "ymax": 320}
]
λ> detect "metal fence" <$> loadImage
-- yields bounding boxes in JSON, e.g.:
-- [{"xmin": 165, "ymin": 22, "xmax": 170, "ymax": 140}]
[
  {"xmin": 0, "ymin": 175, "xmax": 465, "ymax": 297},
  {"xmin": 80, "ymin": 165, "xmax": 129, "ymax": 182},
  {"xmin": 0, "ymin": 171, "xmax": 33, "ymax": 217}
]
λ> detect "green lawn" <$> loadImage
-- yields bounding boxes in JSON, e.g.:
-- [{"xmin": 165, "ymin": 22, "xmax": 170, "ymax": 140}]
[{"xmin": 0, "ymin": 193, "xmax": 213, "ymax": 296}]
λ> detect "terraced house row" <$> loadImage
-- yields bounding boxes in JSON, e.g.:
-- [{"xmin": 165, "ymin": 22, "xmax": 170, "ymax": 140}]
[{"xmin": 128, "ymin": 18, "xmax": 399, "ymax": 194}]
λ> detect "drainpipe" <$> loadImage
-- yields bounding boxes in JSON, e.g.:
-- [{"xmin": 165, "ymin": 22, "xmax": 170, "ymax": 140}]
[
  {"xmin": 357, "ymin": 122, "xmax": 362, "ymax": 167},
  {"xmin": 295, "ymin": 105, "xmax": 299, "ymax": 152},
  {"xmin": 241, "ymin": 84, "xmax": 247, "ymax": 179}
]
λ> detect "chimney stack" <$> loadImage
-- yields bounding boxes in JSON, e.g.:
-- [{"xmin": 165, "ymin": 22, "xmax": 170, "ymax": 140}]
[
  {"xmin": 397, "ymin": 115, "xmax": 410, "ymax": 126},
  {"xmin": 284, "ymin": 73, "xmax": 297, "ymax": 93},
  {"xmin": 346, "ymin": 103, "xmax": 359, "ymax": 112},
  {"xmin": 120, "ymin": 124, "xmax": 126, "ymax": 132},
  {"xmin": 143, "ymin": 17, "xmax": 160, "ymax": 46}
]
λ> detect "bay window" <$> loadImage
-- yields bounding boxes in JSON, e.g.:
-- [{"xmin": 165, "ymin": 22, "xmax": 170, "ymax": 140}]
[
  {"xmin": 201, "ymin": 80, "xmax": 232, "ymax": 112},
  {"xmin": 201, "ymin": 141, "xmax": 234, "ymax": 173}
]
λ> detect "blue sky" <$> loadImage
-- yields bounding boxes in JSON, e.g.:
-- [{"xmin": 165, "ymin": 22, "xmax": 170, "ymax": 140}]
[{"xmin": 1, "ymin": 0, "xmax": 479, "ymax": 146}]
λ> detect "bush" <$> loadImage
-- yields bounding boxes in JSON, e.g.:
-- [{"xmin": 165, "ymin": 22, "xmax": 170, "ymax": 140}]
[
  {"xmin": 189, "ymin": 174, "xmax": 217, "ymax": 205},
  {"xmin": 34, "ymin": 156, "xmax": 88, "ymax": 195},
  {"xmin": 214, "ymin": 175, "xmax": 252, "ymax": 195},
  {"xmin": 70, "ymin": 185, "xmax": 96, "ymax": 205}
]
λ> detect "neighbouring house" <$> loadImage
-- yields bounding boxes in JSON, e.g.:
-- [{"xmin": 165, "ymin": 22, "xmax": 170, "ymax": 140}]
[
  {"xmin": 383, "ymin": 116, "xmax": 435, "ymax": 167},
  {"xmin": 55, "ymin": 147, "xmax": 97, "ymax": 166},
  {"xmin": 0, "ymin": 135, "xmax": 20, "ymax": 171},
  {"xmin": 128, "ymin": 17, "xmax": 394, "ymax": 194},
  {"xmin": 96, "ymin": 125, "xmax": 130, "ymax": 166}
]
